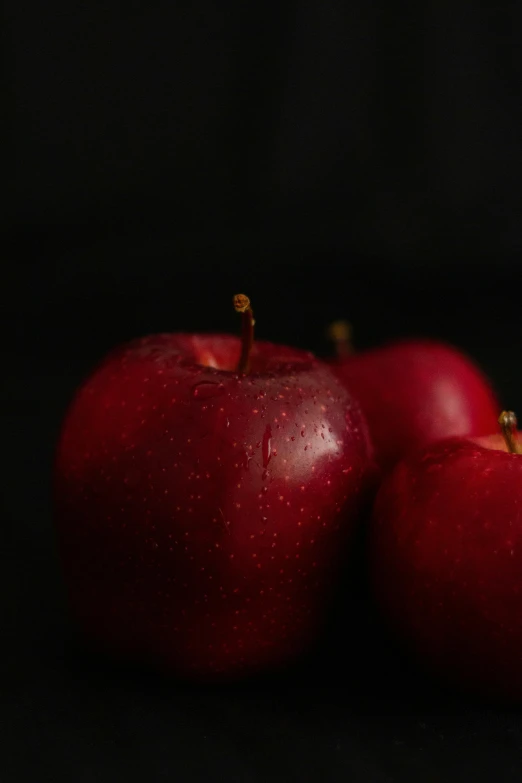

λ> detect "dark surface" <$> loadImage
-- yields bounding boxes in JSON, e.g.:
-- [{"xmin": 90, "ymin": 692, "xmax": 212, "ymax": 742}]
[
  {"xmin": 8, "ymin": 2, "xmax": 522, "ymax": 259},
  {"xmin": 4, "ymin": 237, "xmax": 522, "ymax": 782}
]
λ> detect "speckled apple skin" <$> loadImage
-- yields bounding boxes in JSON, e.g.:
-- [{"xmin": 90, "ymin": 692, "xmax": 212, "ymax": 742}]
[
  {"xmin": 331, "ymin": 340, "xmax": 499, "ymax": 471},
  {"xmin": 370, "ymin": 434, "xmax": 522, "ymax": 701},
  {"xmin": 54, "ymin": 334, "xmax": 376, "ymax": 677}
]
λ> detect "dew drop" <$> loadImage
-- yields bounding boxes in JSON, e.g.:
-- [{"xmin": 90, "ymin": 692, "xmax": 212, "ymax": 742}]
[
  {"xmin": 262, "ymin": 424, "xmax": 273, "ymax": 468},
  {"xmin": 191, "ymin": 381, "xmax": 225, "ymax": 400}
]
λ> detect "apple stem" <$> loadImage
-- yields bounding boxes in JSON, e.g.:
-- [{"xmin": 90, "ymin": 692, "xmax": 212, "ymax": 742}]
[
  {"xmin": 327, "ymin": 320, "xmax": 353, "ymax": 358},
  {"xmin": 498, "ymin": 411, "xmax": 521, "ymax": 454},
  {"xmin": 233, "ymin": 294, "xmax": 254, "ymax": 374}
]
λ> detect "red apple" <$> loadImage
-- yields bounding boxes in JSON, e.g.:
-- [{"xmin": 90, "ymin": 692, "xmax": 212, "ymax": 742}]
[
  {"xmin": 328, "ymin": 324, "xmax": 499, "ymax": 471},
  {"xmin": 370, "ymin": 410, "xmax": 522, "ymax": 701},
  {"xmin": 54, "ymin": 296, "xmax": 375, "ymax": 678}
]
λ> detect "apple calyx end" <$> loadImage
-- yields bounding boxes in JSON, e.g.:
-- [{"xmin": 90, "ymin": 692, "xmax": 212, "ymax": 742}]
[{"xmin": 498, "ymin": 410, "xmax": 521, "ymax": 454}]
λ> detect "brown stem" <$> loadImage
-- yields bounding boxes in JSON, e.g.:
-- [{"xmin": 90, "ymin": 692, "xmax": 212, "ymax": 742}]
[
  {"xmin": 498, "ymin": 411, "xmax": 521, "ymax": 454},
  {"xmin": 327, "ymin": 320, "xmax": 353, "ymax": 358},
  {"xmin": 233, "ymin": 294, "xmax": 254, "ymax": 374}
]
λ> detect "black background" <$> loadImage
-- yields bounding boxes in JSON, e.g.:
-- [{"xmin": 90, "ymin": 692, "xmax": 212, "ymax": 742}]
[{"xmin": 5, "ymin": 3, "xmax": 522, "ymax": 781}]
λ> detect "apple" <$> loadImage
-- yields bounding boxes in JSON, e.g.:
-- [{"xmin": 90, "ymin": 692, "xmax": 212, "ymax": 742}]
[
  {"xmin": 369, "ymin": 410, "xmax": 522, "ymax": 701},
  {"xmin": 54, "ymin": 295, "xmax": 376, "ymax": 678},
  {"xmin": 328, "ymin": 322, "xmax": 499, "ymax": 471}
]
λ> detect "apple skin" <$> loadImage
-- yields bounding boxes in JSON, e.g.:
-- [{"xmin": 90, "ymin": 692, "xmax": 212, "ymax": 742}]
[
  {"xmin": 54, "ymin": 333, "xmax": 376, "ymax": 678},
  {"xmin": 331, "ymin": 339, "xmax": 499, "ymax": 471},
  {"xmin": 370, "ymin": 432, "xmax": 522, "ymax": 701}
]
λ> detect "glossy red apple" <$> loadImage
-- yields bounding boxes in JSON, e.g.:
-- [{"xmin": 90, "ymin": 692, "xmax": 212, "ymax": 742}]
[
  {"xmin": 54, "ymin": 296, "xmax": 376, "ymax": 678},
  {"xmin": 328, "ymin": 323, "xmax": 499, "ymax": 471},
  {"xmin": 370, "ymin": 410, "xmax": 522, "ymax": 701}
]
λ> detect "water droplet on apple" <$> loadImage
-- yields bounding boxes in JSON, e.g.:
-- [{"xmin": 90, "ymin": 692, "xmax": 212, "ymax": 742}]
[
  {"xmin": 191, "ymin": 381, "xmax": 225, "ymax": 400},
  {"xmin": 262, "ymin": 424, "xmax": 272, "ymax": 468}
]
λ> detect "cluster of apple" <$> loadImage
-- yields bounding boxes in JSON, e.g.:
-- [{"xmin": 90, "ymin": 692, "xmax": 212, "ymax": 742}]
[{"xmin": 54, "ymin": 294, "xmax": 522, "ymax": 700}]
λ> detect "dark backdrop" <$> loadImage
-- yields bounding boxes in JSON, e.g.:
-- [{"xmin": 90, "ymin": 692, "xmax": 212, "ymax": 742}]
[{"xmin": 5, "ymin": 3, "xmax": 522, "ymax": 782}]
